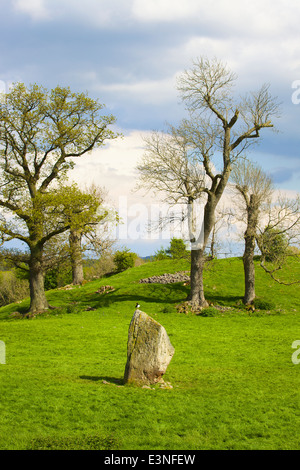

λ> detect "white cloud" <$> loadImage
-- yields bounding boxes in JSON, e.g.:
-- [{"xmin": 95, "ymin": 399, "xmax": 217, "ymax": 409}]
[
  {"xmin": 173, "ymin": 31, "xmax": 300, "ymax": 97},
  {"xmin": 68, "ymin": 129, "xmax": 148, "ymax": 202},
  {"xmin": 13, "ymin": 0, "xmax": 135, "ymax": 27},
  {"xmin": 13, "ymin": 0, "xmax": 50, "ymax": 20},
  {"xmin": 92, "ymin": 74, "xmax": 178, "ymax": 106},
  {"xmin": 12, "ymin": 0, "xmax": 300, "ymax": 41},
  {"xmin": 132, "ymin": 0, "xmax": 200, "ymax": 22},
  {"xmin": 132, "ymin": 0, "xmax": 300, "ymax": 38}
]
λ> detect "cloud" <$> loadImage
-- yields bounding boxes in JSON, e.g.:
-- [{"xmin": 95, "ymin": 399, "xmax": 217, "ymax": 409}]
[
  {"xmin": 2, "ymin": 0, "xmax": 300, "ymax": 197},
  {"xmin": 68, "ymin": 129, "xmax": 148, "ymax": 200},
  {"xmin": 132, "ymin": 0, "xmax": 300, "ymax": 37},
  {"xmin": 12, "ymin": 0, "xmax": 134, "ymax": 27},
  {"xmin": 91, "ymin": 74, "xmax": 178, "ymax": 106},
  {"xmin": 13, "ymin": 0, "xmax": 50, "ymax": 20},
  {"xmin": 132, "ymin": 0, "xmax": 200, "ymax": 22}
]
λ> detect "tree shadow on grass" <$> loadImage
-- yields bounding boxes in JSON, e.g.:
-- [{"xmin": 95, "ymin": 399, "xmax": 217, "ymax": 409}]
[
  {"xmin": 79, "ymin": 375, "xmax": 124, "ymax": 385},
  {"xmin": 82, "ymin": 283, "xmax": 190, "ymax": 310},
  {"xmin": 84, "ymin": 285, "xmax": 243, "ymax": 311},
  {"xmin": 206, "ymin": 294, "xmax": 242, "ymax": 306}
]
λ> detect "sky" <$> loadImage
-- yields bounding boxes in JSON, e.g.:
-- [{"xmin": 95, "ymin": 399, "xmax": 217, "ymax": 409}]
[{"xmin": 1, "ymin": 0, "xmax": 300, "ymax": 256}]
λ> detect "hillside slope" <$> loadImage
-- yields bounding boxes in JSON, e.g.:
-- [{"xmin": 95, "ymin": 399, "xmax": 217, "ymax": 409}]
[{"xmin": 0, "ymin": 256, "xmax": 299, "ymax": 320}]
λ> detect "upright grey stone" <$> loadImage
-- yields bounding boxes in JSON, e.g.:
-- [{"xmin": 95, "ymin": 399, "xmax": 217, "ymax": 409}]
[{"xmin": 124, "ymin": 309, "xmax": 175, "ymax": 386}]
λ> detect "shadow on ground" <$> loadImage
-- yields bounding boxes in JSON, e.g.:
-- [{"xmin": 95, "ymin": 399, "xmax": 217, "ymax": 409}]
[{"xmin": 79, "ymin": 375, "xmax": 124, "ymax": 385}]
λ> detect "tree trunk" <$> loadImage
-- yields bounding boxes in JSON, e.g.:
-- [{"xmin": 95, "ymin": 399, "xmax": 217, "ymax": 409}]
[
  {"xmin": 69, "ymin": 230, "xmax": 84, "ymax": 285},
  {"xmin": 187, "ymin": 194, "xmax": 219, "ymax": 307},
  {"xmin": 243, "ymin": 233, "xmax": 256, "ymax": 305},
  {"xmin": 188, "ymin": 248, "xmax": 209, "ymax": 307},
  {"xmin": 243, "ymin": 196, "xmax": 259, "ymax": 305},
  {"xmin": 29, "ymin": 245, "xmax": 49, "ymax": 313}
]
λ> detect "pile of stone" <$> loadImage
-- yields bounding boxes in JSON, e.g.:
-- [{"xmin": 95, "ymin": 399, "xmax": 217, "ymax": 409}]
[
  {"xmin": 139, "ymin": 271, "xmax": 190, "ymax": 284},
  {"xmin": 95, "ymin": 285, "xmax": 115, "ymax": 294}
]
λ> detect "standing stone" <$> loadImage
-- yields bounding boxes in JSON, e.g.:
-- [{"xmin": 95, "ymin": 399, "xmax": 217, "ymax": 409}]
[{"xmin": 124, "ymin": 309, "xmax": 175, "ymax": 386}]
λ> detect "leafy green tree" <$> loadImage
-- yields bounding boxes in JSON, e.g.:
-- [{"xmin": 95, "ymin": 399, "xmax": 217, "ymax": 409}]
[
  {"xmin": 166, "ymin": 237, "xmax": 189, "ymax": 259},
  {"xmin": 0, "ymin": 83, "xmax": 119, "ymax": 312},
  {"xmin": 64, "ymin": 184, "xmax": 110, "ymax": 285}
]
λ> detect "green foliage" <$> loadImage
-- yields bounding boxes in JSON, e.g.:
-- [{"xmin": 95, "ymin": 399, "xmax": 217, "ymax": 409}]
[
  {"xmin": 44, "ymin": 266, "xmax": 72, "ymax": 291},
  {"xmin": 260, "ymin": 226, "xmax": 289, "ymax": 264},
  {"xmin": 15, "ymin": 266, "xmax": 30, "ymax": 281},
  {"xmin": 152, "ymin": 246, "xmax": 170, "ymax": 261},
  {"xmin": 253, "ymin": 298, "xmax": 276, "ymax": 311},
  {"xmin": 198, "ymin": 306, "xmax": 220, "ymax": 317},
  {"xmin": 113, "ymin": 248, "xmax": 138, "ymax": 272},
  {"xmin": 0, "ymin": 270, "xmax": 29, "ymax": 307},
  {"xmin": 44, "ymin": 269, "xmax": 57, "ymax": 291},
  {"xmin": 152, "ymin": 238, "xmax": 190, "ymax": 261},
  {"xmin": 0, "ymin": 83, "xmax": 120, "ymax": 311},
  {"xmin": 166, "ymin": 238, "xmax": 190, "ymax": 259}
]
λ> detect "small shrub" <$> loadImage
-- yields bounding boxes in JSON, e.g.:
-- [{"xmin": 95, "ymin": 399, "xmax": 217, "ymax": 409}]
[
  {"xmin": 199, "ymin": 307, "xmax": 220, "ymax": 317},
  {"xmin": 113, "ymin": 248, "xmax": 137, "ymax": 272}
]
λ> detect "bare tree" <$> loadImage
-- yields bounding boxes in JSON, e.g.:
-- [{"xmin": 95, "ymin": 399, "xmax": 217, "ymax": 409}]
[
  {"xmin": 205, "ymin": 205, "xmax": 230, "ymax": 259},
  {"xmin": 257, "ymin": 194, "xmax": 300, "ymax": 284},
  {"xmin": 136, "ymin": 124, "xmax": 206, "ymax": 245},
  {"xmin": 231, "ymin": 160, "xmax": 273, "ymax": 304},
  {"xmin": 231, "ymin": 161, "xmax": 300, "ymax": 301},
  {"xmin": 176, "ymin": 58, "xmax": 280, "ymax": 306},
  {"xmin": 137, "ymin": 58, "xmax": 280, "ymax": 307}
]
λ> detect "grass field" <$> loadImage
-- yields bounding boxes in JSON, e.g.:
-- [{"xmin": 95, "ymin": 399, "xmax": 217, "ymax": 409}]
[{"xmin": 0, "ymin": 257, "xmax": 300, "ymax": 450}]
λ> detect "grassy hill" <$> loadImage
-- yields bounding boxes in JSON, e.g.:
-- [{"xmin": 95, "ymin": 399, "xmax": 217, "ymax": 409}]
[{"xmin": 0, "ymin": 257, "xmax": 300, "ymax": 450}]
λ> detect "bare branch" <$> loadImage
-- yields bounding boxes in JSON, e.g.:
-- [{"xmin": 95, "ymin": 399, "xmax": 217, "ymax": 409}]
[{"xmin": 259, "ymin": 258, "xmax": 300, "ymax": 285}]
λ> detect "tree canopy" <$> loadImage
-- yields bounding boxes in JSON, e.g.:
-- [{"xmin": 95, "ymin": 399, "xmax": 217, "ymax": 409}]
[{"xmin": 0, "ymin": 82, "xmax": 119, "ymax": 312}]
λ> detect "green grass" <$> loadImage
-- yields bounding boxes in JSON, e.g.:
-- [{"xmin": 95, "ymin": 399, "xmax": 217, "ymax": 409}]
[{"xmin": 0, "ymin": 257, "xmax": 300, "ymax": 450}]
